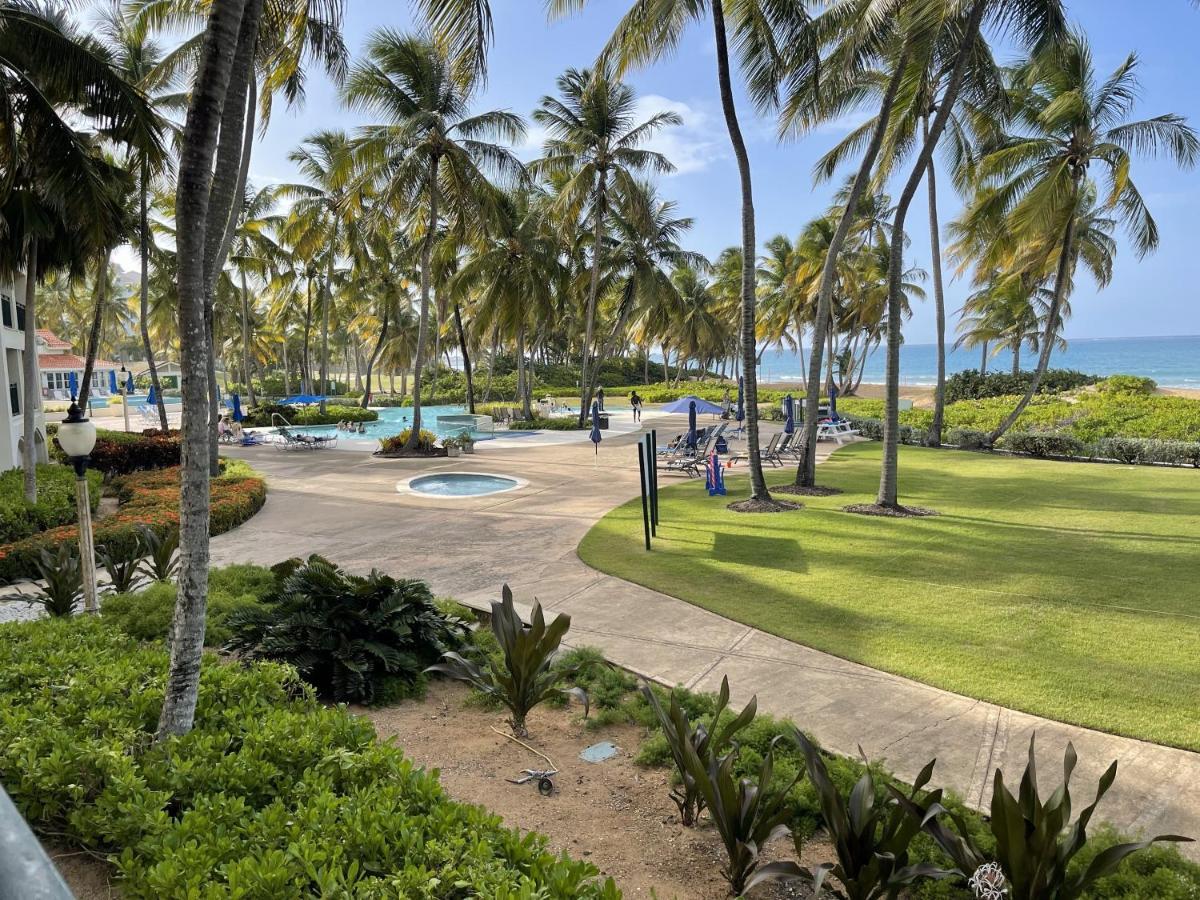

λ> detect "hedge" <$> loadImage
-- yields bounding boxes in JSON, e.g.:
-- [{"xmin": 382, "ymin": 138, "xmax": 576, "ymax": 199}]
[
  {"xmin": 944, "ymin": 368, "xmax": 1099, "ymax": 402},
  {"xmin": 0, "ymin": 617, "xmax": 619, "ymax": 899},
  {"xmin": 0, "ymin": 465, "xmax": 101, "ymax": 544},
  {"xmin": 241, "ymin": 403, "xmax": 377, "ymax": 427},
  {"xmin": 510, "ymin": 416, "xmax": 587, "ymax": 431},
  {"xmin": 0, "ymin": 461, "xmax": 266, "ymax": 582},
  {"xmin": 50, "ymin": 428, "xmax": 181, "ymax": 475}
]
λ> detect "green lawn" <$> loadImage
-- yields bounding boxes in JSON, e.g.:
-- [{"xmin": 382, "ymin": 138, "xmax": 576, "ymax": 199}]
[{"xmin": 579, "ymin": 443, "xmax": 1200, "ymax": 750}]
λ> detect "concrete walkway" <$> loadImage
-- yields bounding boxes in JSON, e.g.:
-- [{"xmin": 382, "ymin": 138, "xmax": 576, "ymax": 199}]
[{"xmin": 214, "ymin": 412, "xmax": 1200, "ymax": 848}]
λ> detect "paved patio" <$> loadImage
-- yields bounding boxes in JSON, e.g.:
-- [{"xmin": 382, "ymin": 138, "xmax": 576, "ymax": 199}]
[{"xmin": 214, "ymin": 410, "xmax": 1200, "ymax": 849}]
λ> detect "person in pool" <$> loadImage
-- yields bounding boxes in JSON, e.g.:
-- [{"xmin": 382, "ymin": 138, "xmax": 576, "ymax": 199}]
[{"xmin": 630, "ymin": 391, "xmax": 643, "ymax": 422}]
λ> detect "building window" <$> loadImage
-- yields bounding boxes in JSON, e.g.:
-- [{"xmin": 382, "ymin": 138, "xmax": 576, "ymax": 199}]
[
  {"xmin": 1, "ymin": 294, "xmax": 11, "ymax": 329},
  {"xmin": 9, "ymin": 382, "xmax": 18, "ymax": 416},
  {"xmin": 15, "ymin": 302, "xmax": 26, "ymax": 331}
]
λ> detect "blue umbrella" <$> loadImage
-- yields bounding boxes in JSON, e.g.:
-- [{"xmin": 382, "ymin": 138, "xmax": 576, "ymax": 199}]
[
  {"xmin": 686, "ymin": 400, "xmax": 698, "ymax": 450},
  {"xmin": 783, "ymin": 394, "xmax": 795, "ymax": 435},
  {"xmin": 108, "ymin": 369, "xmax": 118, "ymax": 394},
  {"xmin": 68, "ymin": 371, "xmax": 79, "ymax": 398},
  {"xmin": 126, "ymin": 369, "xmax": 135, "ymax": 393},
  {"xmin": 231, "ymin": 393, "xmax": 243, "ymax": 422},
  {"xmin": 146, "ymin": 385, "xmax": 156, "ymax": 406},
  {"xmin": 283, "ymin": 394, "xmax": 324, "ymax": 405},
  {"xmin": 735, "ymin": 376, "xmax": 744, "ymax": 423},
  {"xmin": 661, "ymin": 395, "xmax": 723, "ymax": 415},
  {"xmin": 589, "ymin": 400, "xmax": 602, "ymax": 457},
  {"xmin": 829, "ymin": 385, "xmax": 839, "ymax": 422}
]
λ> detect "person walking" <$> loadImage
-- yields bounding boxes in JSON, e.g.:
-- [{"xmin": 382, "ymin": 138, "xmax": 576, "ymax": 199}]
[{"xmin": 630, "ymin": 390, "xmax": 643, "ymax": 423}]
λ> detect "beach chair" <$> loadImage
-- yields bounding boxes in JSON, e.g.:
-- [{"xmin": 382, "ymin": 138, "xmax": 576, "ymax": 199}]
[
  {"xmin": 731, "ymin": 433, "xmax": 781, "ymax": 467},
  {"xmin": 657, "ymin": 433, "xmax": 684, "ymax": 455},
  {"xmin": 274, "ymin": 427, "xmax": 337, "ymax": 451}
]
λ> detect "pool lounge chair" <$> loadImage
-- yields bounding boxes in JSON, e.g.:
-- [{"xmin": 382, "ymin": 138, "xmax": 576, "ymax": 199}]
[
  {"xmin": 274, "ymin": 427, "xmax": 337, "ymax": 451},
  {"xmin": 731, "ymin": 433, "xmax": 782, "ymax": 467}
]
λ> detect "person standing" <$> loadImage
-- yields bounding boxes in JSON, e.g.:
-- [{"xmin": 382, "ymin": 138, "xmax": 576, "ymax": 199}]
[
  {"xmin": 597, "ymin": 386, "xmax": 606, "ymax": 412},
  {"xmin": 630, "ymin": 390, "xmax": 643, "ymax": 422}
]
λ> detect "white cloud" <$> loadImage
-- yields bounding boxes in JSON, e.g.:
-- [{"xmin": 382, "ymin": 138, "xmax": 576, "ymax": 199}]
[
  {"xmin": 633, "ymin": 94, "xmax": 725, "ymax": 176},
  {"xmin": 813, "ymin": 109, "xmax": 873, "ymax": 135},
  {"xmin": 515, "ymin": 123, "xmax": 552, "ymax": 162}
]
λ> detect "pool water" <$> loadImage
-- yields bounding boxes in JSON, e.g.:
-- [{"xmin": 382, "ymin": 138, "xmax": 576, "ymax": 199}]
[
  {"xmin": 407, "ymin": 473, "xmax": 519, "ymax": 497},
  {"xmin": 285, "ymin": 405, "xmax": 486, "ymax": 442}
]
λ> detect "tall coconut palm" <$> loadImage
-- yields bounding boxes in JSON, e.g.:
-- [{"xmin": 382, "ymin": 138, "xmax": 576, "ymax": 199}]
[
  {"xmin": 228, "ymin": 184, "xmax": 286, "ymax": 405},
  {"xmin": 970, "ymin": 33, "xmax": 1197, "ymax": 443},
  {"xmin": 532, "ymin": 67, "xmax": 679, "ymax": 425},
  {"xmin": 343, "ymin": 30, "xmax": 524, "ymax": 450}
]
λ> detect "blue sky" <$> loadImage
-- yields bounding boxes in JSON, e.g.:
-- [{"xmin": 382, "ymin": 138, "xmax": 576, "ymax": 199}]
[{"xmin": 244, "ymin": 0, "xmax": 1200, "ymax": 343}]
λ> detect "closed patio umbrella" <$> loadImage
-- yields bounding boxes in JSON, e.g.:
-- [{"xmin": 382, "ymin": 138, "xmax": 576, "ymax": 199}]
[
  {"xmin": 829, "ymin": 385, "xmax": 839, "ymax": 422},
  {"xmin": 231, "ymin": 393, "xmax": 243, "ymax": 422},
  {"xmin": 783, "ymin": 394, "xmax": 795, "ymax": 435},
  {"xmin": 126, "ymin": 370, "xmax": 135, "ymax": 393},
  {"xmin": 589, "ymin": 400, "xmax": 601, "ymax": 463},
  {"xmin": 68, "ymin": 371, "xmax": 78, "ymax": 398},
  {"xmin": 108, "ymin": 370, "xmax": 118, "ymax": 394},
  {"xmin": 686, "ymin": 400, "xmax": 698, "ymax": 450},
  {"xmin": 734, "ymin": 376, "xmax": 744, "ymax": 437},
  {"xmin": 146, "ymin": 385, "xmax": 156, "ymax": 406}
]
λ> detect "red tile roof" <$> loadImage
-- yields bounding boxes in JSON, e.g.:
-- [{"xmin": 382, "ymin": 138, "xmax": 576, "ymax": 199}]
[
  {"xmin": 38, "ymin": 354, "xmax": 119, "ymax": 371},
  {"xmin": 35, "ymin": 329, "xmax": 73, "ymax": 350}
]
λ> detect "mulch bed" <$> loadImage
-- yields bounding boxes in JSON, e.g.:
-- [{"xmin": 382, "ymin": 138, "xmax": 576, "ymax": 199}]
[
  {"xmin": 727, "ymin": 497, "xmax": 804, "ymax": 513},
  {"xmin": 842, "ymin": 503, "xmax": 940, "ymax": 518},
  {"xmin": 772, "ymin": 484, "xmax": 844, "ymax": 497}
]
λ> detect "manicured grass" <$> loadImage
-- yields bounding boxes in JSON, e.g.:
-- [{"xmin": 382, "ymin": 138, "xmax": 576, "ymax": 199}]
[{"xmin": 579, "ymin": 443, "xmax": 1200, "ymax": 750}]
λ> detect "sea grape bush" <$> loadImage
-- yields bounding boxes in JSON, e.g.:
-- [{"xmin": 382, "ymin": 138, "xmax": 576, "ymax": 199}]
[
  {"xmin": 944, "ymin": 369, "xmax": 1099, "ymax": 402},
  {"xmin": 0, "ymin": 617, "xmax": 619, "ymax": 899}
]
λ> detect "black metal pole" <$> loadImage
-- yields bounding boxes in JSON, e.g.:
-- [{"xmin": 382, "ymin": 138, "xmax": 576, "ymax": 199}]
[
  {"xmin": 649, "ymin": 429, "xmax": 659, "ymax": 527},
  {"xmin": 637, "ymin": 442, "xmax": 652, "ymax": 551}
]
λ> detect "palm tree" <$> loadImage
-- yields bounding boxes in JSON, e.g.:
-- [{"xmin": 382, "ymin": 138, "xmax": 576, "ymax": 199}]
[
  {"xmin": 551, "ymin": 0, "xmax": 814, "ymax": 506},
  {"xmin": 971, "ymin": 33, "xmax": 1196, "ymax": 442},
  {"xmin": 228, "ymin": 185, "xmax": 286, "ymax": 405},
  {"xmin": 532, "ymin": 68, "xmax": 679, "ymax": 424},
  {"xmin": 343, "ymin": 30, "xmax": 524, "ymax": 450}
]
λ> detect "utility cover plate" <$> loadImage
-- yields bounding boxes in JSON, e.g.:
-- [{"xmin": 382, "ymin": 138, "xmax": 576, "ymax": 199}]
[{"xmin": 580, "ymin": 741, "xmax": 619, "ymax": 763}]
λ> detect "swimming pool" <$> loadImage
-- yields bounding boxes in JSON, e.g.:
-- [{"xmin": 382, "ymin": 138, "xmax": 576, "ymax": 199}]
[
  {"xmin": 402, "ymin": 472, "xmax": 522, "ymax": 497},
  {"xmin": 280, "ymin": 405, "xmax": 490, "ymax": 444}
]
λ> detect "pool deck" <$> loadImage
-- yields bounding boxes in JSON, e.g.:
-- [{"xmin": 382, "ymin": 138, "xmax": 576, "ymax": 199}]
[{"xmin": 213, "ymin": 407, "xmax": 1200, "ymax": 852}]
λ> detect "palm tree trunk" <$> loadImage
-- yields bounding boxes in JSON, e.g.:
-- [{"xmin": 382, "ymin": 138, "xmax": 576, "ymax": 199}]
[
  {"xmin": 643, "ymin": 344, "xmax": 649, "ymax": 384},
  {"xmin": 361, "ymin": 302, "xmax": 389, "ymax": 409},
  {"xmin": 21, "ymin": 240, "xmax": 39, "ymax": 503},
  {"xmin": 318, "ymin": 225, "xmax": 335, "ymax": 414},
  {"xmin": 980, "ymin": 341, "xmax": 988, "ymax": 374},
  {"xmin": 711, "ymin": 0, "xmax": 768, "ymax": 501},
  {"xmin": 796, "ymin": 41, "xmax": 910, "ymax": 488},
  {"xmin": 453, "ymin": 301, "xmax": 474, "ymax": 413},
  {"xmin": 302, "ymin": 279, "xmax": 313, "ymax": 392},
  {"xmin": 577, "ymin": 170, "xmax": 608, "ymax": 426},
  {"xmin": 406, "ymin": 155, "xmax": 439, "ymax": 450},
  {"xmin": 1012, "ymin": 341, "xmax": 1020, "ymax": 375},
  {"xmin": 483, "ymin": 323, "xmax": 498, "ymax": 401},
  {"xmin": 281, "ymin": 331, "xmax": 291, "ymax": 396},
  {"xmin": 989, "ymin": 210, "xmax": 1077, "ymax": 444},
  {"xmin": 878, "ymin": 0, "xmax": 985, "ymax": 508},
  {"xmin": 240, "ymin": 268, "xmax": 255, "ymax": 404},
  {"xmin": 205, "ymin": 307, "xmax": 220, "ymax": 476},
  {"xmin": 516, "ymin": 322, "xmax": 532, "ymax": 419},
  {"xmin": 923, "ymin": 116, "xmax": 947, "ymax": 448},
  {"xmin": 158, "ymin": 0, "xmax": 246, "ymax": 741},
  {"xmin": 78, "ymin": 249, "xmax": 113, "ymax": 410},
  {"xmin": 139, "ymin": 162, "xmax": 169, "ymax": 431}
]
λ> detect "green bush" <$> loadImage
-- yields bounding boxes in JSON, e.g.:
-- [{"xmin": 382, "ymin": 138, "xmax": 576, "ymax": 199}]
[
  {"xmin": 226, "ymin": 556, "xmax": 470, "ymax": 704},
  {"xmin": 102, "ymin": 564, "xmax": 275, "ymax": 646},
  {"xmin": 378, "ymin": 428, "xmax": 439, "ymax": 454},
  {"xmin": 242, "ymin": 403, "xmax": 377, "ymax": 427},
  {"xmin": 510, "ymin": 415, "xmax": 587, "ymax": 431},
  {"xmin": 944, "ymin": 369, "xmax": 1099, "ymax": 402},
  {"xmin": 50, "ymin": 429, "xmax": 181, "ymax": 475},
  {"xmin": 1093, "ymin": 436, "xmax": 1200, "ymax": 467},
  {"xmin": 0, "ymin": 617, "xmax": 619, "ymax": 898},
  {"xmin": 945, "ymin": 427, "xmax": 990, "ymax": 450},
  {"xmin": 0, "ymin": 465, "xmax": 101, "ymax": 544},
  {"xmin": 1097, "ymin": 374, "xmax": 1157, "ymax": 395},
  {"xmin": 999, "ymin": 430, "xmax": 1087, "ymax": 458}
]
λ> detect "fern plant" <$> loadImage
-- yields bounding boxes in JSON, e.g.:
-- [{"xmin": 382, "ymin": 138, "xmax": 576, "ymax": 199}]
[
  {"xmin": 225, "ymin": 555, "xmax": 469, "ymax": 704},
  {"xmin": 428, "ymin": 585, "xmax": 588, "ymax": 737}
]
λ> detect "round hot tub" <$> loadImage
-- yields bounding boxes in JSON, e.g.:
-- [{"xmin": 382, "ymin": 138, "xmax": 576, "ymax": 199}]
[{"xmin": 398, "ymin": 472, "xmax": 524, "ymax": 498}]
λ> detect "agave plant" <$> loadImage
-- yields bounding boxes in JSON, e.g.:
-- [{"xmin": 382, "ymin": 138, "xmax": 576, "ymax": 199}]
[
  {"xmin": 747, "ymin": 730, "xmax": 956, "ymax": 898},
  {"xmin": 25, "ymin": 545, "xmax": 83, "ymax": 618},
  {"xmin": 428, "ymin": 585, "xmax": 588, "ymax": 737},
  {"xmin": 641, "ymin": 675, "xmax": 756, "ymax": 826},
  {"xmin": 682, "ymin": 734, "xmax": 801, "ymax": 896},
  {"xmin": 137, "ymin": 525, "xmax": 179, "ymax": 582},
  {"xmin": 99, "ymin": 537, "xmax": 145, "ymax": 595},
  {"xmin": 893, "ymin": 737, "xmax": 1191, "ymax": 900},
  {"xmin": 226, "ymin": 555, "xmax": 470, "ymax": 704}
]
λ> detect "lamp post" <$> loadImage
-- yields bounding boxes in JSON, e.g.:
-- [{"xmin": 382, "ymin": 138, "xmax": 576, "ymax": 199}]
[
  {"xmin": 119, "ymin": 365, "xmax": 131, "ymax": 432},
  {"xmin": 58, "ymin": 400, "xmax": 98, "ymax": 614}
]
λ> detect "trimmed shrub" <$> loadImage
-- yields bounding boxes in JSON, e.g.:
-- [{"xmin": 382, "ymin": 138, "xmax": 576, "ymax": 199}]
[
  {"xmin": 0, "ymin": 617, "xmax": 618, "ymax": 898},
  {"xmin": 50, "ymin": 429, "xmax": 181, "ymax": 475},
  {"xmin": 944, "ymin": 369, "xmax": 1099, "ymax": 403},
  {"xmin": 0, "ymin": 462, "xmax": 266, "ymax": 583},
  {"xmin": 1093, "ymin": 437, "xmax": 1200, "ymax": 467},
  {"xmin": 998, "ymin": 430, "xmax": 1087, "ymax": 458},
  {"xmin": 378, "ymin": 428, "xmax": 438, "ymax": 453},
  {"xmin": 1097, "ymin": 374, "xmax": 1157, "ymax": 395},
  {"xmin": 241, "ymin": 403, "xmax": 376, "ymax": 427},
  {"xmin": 510, "ymin": 415, "xmax": 587, "ymax": 431},
  {"xmin": 945, "ymin": 427, "xmax": 990, "ymax": 450},
  {"xmin": 0, "ymin": 465, "xmax": 101, "ymax": 543},
  {"xmin": 102, "ymin": 564, "xmax": 274, "ymax": 646}
]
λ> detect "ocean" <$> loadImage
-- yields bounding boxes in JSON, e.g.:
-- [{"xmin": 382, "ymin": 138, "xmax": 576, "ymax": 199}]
[{"xmin": 755, "ymin": 334, "xmax": 1200, "ymax": 390}]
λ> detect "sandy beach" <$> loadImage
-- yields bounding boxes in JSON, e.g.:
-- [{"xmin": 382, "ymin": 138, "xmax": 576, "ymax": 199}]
[{"xmin": 762, "ymin": 381, "xmax": 1200, "ymax": 403}]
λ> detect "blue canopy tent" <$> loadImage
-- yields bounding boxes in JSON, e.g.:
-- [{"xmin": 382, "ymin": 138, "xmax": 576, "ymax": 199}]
[
  {"xmin": 685, "ymin": 400, "xmax": 698, "ymax": 450},
  {"xmin": 660, "ymin": 395, "xmax": 723, "ymax": 416},
  {"xmin": 68, "ymin": 371, "xmax": 78, "ymax": 398},
  {"xmin": 783, "ymin": 395, "xmax": 795, "ymax": 435},
  {"xmin": 589, "ymin": 401, "xmax": 601, "ymax": 462},
  {"xmin": 108, "ymin": 370, "xmax": 118, "ymax": 394},
  {"xmin": 283, "ymin": 394, "xmax": 325, "ymax": 406},
  {"xmin": 231, "ymin": 393, "xmax": 244, "ymax": 422}
]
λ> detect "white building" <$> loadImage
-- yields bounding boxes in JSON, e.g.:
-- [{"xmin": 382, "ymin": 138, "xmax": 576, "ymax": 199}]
[
  {"xmin": 0, "ymin": 275, "xmax": 47, "ymax": 471},
  {"xmin": 37, "ymin": 329, "xmax": 120, "ymax": 401}
]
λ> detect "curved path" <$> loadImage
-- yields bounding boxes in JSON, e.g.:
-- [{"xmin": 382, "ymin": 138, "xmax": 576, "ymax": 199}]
[{"xmin": 216, "ymin": 411, "xmax": 1200, "ymax": 849}]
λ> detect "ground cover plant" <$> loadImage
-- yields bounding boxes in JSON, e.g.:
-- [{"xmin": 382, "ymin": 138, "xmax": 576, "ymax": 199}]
[
  {"xmin": 0, "ymin": 616, "xmax": 619, "ymax": 898},
  {"xmin": 0, "ymin": 460, "xmax": 266, "ymax": 583},
  {"xmin": 579, "ymin": 443, "xmax": 1200, "ymax": 750},
  {"xmin": 0, "ymin": 464, "xmax": 100, "ymax": 543}
]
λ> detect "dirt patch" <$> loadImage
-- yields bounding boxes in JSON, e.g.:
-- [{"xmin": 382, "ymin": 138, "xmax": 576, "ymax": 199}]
[
  {"xmin": 726, "ymin": 497, "xmax": 804, "ymax": 514},
  {"xmin": 42, "ymin": 842, "xmax": 117, "ymax": 899},
  {"xmin": 771, "ymin": 484, "xmax": 844, "ymax": 497},
  {"xmin": 843, "ymin": 503, "xmax": 940, "ymax": 518},
  {"xmin": 364, "ymin": 682, "xmax": 821, "ymax": 899}
]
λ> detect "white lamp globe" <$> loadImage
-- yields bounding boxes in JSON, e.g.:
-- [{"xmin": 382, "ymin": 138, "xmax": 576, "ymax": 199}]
[{"xmin": 58, "ymin": 411, "xmax": 97, "ymax": 459}]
